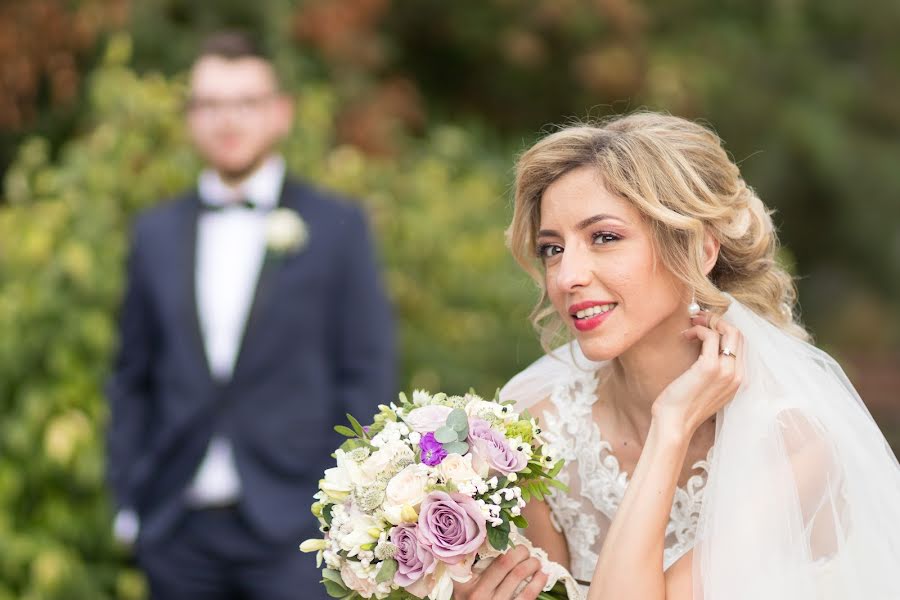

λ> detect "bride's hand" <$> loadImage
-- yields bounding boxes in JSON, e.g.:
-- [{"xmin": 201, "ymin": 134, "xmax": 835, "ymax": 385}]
[
  {"xmin": 453, "ymin": 545, "xmax": 549, "ymax": 600},
  {"xmin": 652, "ymin": 311, "xmax": 744, "ymax": 439}
]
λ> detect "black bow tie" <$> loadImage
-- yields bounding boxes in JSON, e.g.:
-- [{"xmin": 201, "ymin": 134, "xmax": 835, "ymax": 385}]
[{"xmin": 200, "ymin": 198, "xmax": 260, "ymax": 212}]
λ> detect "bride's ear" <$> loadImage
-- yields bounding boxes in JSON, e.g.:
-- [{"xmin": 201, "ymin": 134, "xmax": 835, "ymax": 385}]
[{"xmin": 701, "ymin": 230, "xmax": 721, "ymax": 276}]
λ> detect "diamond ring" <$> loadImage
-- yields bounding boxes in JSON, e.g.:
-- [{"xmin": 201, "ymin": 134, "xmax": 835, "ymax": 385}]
[{"xmin": 720, "ymin": 347, "xmax": 736, "ymax": 358}]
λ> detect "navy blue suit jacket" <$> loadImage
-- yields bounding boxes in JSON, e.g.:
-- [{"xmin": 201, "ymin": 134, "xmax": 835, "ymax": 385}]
[{"xmin": 106, "ymin": 179, "xmax": 395, "ymax": 545}]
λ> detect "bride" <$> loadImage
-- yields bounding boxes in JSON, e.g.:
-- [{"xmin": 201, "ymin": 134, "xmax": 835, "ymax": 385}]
[{"xmin": 455, "ymin": 113, "xmax": 900, "ymax": 599}]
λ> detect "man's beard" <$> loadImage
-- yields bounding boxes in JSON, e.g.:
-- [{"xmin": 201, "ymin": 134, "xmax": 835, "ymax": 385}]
[{"xmin": 215, "ymin": 147, "xmax": 274, "ymax": 185}]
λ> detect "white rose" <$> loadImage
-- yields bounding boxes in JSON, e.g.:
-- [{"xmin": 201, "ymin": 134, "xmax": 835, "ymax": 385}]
[
  {"xmin": 382, "ymin": 464, "xmax": 430, "ymax": 524},
  {"xmin": 438, "ymin": 453, "xmax": 479, "ymax": 485},
  {"xmin": 266, "ymin": 208, "xmax": 308, "ymax": 253},
  {"xmin": 403, "ymin": 404, "xmax": 453, "ymax": 433}
]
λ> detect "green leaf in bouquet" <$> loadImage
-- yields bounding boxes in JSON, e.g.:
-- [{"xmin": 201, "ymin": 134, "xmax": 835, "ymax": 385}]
[
  {"xmin": 442, "ymin": 441, "xmax": 468, "ymax": 455},
  {"xmin": 375, "ymin": 558, "xmax": 398, "ymax": 583},
  {"xmin": 547, "ymin": 459, "xmax": 564, "ymax": 478},
  {"xmin": 447, "ymin": 408, "xmax": 469, "ymax": 433},
  {"xmin": 537, "ymin": 579, "xmax": 572, "ymax": 599},
  {"xmin": 547, "ymin": 478, "xmax": 569, "ymax": 493},
  {"xmin": 487, "ymin": 519, "xmax": 511, "ymax": 550},
  {"xmin": 434, "ymin": 426, "xmax": 458, "ymax": 443},
  {"xmin": 323, "ymin": 503, "xmax": 334, "ymax": 527},
  {"xmin": 339, "ymin": 438, "xmax": 374, "ymax": 452},
  {"xmin": 397, "ymin": 392, "xmax": 410, "ymax": 405},
  {"xmin": 322, "ymin": 569, "xmax": 344, "ymax": 585},
  {"xmin": 323, "ymin": 578, "xmax": 349, "ymax": 598},
  {"xmin": 346, "ymin": 414, "xmax": 367, "ymax": 438},
  {"xmin": 335, "ymin": 425, "xmax": 357, "ymax": 438},
  {"xmin": 510, "ymin": 514, "xmax": 529, "ymax": 529}
]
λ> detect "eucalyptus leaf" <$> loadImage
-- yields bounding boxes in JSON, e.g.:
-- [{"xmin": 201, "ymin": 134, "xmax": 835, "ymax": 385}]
[
  {"xmin": 447, "ymin": 408, "xmax": 469, "ymax": 433},
  {"xmin": 442, "ymin": 441, "xmax": 469, "ymax": 455},
  {"xmin": 434, "ymin": 426, "xmax": 458, "ymax": 443}
]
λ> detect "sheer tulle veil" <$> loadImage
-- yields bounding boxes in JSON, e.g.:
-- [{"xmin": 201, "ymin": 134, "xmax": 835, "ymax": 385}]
[{"xmin": 501, "ymin": 295, "xmax": 900, "ymax": 599}]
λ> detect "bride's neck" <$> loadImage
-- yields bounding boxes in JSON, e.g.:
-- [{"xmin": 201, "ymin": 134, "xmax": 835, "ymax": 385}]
[{"xmin": 607, "ymin": 314, "xmax": 700, "ymax": 441}]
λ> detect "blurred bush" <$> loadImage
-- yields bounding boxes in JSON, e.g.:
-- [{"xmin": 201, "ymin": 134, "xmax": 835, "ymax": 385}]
[
  {"xmin": 0, "ymin": 0, "xmax": 127, "ymax": 186},
  {"xmin": 0, "ymin": 35, "xmax": 539, "ymax": 598}
]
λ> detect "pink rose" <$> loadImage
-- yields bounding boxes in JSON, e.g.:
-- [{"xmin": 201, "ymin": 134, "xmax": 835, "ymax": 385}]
[
  {"xmin": 391, "ymin": 524, "xmax": 436, "ymax": 587},
  {"xmin": 468, "ymin": 419, "xmax": 528, "ymax": 475},
  {"xmin": 404, "ymin": 405, "xmax": 453, "ymax": 433},
  {"xmin": 416, "ymin": 492, "xmax": 486, "ymax": 564}
]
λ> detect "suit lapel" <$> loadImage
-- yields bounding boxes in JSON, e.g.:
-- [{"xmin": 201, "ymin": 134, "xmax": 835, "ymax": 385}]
[
  {"xmin": 230, "ymin": 181, "xmax": 300, "ymax": 380},
  {"xmin": 176, "ymin": 194, "xmax": 214, "ymax": 382}
]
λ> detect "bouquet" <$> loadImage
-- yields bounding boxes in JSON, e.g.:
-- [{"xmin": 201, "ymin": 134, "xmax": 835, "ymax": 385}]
[{"xmin": 301, "ymin": 390, "xmax": 580, "ymax": 600}]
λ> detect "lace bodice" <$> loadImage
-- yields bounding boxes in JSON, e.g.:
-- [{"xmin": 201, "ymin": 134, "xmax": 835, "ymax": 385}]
[{"xmin": 535, "ymin": 364, "xmax": 712, "ymax": 583}]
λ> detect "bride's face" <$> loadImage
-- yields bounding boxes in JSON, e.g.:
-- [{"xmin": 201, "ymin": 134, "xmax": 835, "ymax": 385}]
[{"xmin": 538, "ymin": 166, "xmax": 686, "ymax": 361}]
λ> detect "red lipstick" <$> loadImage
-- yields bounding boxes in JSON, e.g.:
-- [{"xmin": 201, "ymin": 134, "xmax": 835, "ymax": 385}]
[{"xmin": 568, "ymin": 301, "xmax": 617, "ymax": 332}]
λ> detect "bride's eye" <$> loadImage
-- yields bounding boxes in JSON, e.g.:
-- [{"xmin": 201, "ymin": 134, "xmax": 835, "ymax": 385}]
[
  {"xmin": 537, "ymin": 243, "xmax": 563, "ymax": 260},
  {"xmin": 593, "ymin": 231, "xmax": 620, "ymax": 245}
]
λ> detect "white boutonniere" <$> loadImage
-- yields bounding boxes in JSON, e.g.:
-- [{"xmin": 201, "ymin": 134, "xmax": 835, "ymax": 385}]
[{"xmin": 266, "ymin": 208, "xmax": 308, "ymax": 256}]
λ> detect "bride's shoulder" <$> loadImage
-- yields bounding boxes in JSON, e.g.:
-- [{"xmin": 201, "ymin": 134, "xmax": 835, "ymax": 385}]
[{"xmin": 499, "ymin": 341, "xmax": 604, "ymax": 417}]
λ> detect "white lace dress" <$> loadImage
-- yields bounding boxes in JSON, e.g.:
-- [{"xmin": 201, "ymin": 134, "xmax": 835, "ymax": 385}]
[{"xmin": 528, "ymin": 364, "xmax": 712, "ymax": 585}]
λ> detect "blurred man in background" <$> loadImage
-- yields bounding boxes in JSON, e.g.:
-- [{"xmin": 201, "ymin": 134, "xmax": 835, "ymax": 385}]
[{"xmin": 105, "ymin": 31, "xmax": 395, "ymax": 599}]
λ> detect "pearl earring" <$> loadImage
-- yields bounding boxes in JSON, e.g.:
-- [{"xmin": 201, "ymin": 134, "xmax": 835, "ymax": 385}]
[{"xmin": 688, "ymin": 295, "xmax": 701, "ymax": 317}]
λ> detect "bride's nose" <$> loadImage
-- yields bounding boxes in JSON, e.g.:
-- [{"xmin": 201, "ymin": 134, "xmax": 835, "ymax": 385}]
[{"xmin": 555, "ymin": 246, "xmax": 593, "ymax": 291}]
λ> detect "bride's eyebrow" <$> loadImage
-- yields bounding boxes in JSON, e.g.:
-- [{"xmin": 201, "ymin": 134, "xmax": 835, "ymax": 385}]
[{"xmin": 537, "ymin": 213, "xmax": 626, "ymax": 237}]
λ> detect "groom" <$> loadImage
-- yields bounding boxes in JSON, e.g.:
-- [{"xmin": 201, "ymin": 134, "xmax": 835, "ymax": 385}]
[{"xmin": 106, "ymin": 32, "xmax": 395, "ymax": 599}]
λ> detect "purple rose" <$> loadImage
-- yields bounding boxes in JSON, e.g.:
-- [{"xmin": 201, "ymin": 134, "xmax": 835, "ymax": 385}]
[
  {"xmin": 419, "ymin": 432, "xmax": 448, "ymax": 467},
  {"xmin": 416, "ymin": 491, "xmax": 486, "ymax": 564},
  {"xmin": 468, "ymin": 419, "xmax": 527, "ymax": 475},
  {"xmin": 391, "ymin": 524, "xmax": 436, "ymax": 586}
]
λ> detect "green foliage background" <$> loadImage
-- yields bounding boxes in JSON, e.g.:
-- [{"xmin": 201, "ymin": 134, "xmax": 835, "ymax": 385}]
[{"xmin": 2, "ymin": 0, "xmax": 899, "ymax": 597}]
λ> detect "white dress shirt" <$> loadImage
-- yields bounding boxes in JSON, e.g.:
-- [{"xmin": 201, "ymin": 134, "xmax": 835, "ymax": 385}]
[{"xmin": 185, "ymin": 155, "xmax": 286, "ymax": 506}]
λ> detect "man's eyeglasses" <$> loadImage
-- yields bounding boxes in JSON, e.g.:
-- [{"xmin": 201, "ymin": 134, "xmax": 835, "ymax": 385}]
[{"xmin": 186, "ymin": 93, "xmax": 278, "ymax": 117}]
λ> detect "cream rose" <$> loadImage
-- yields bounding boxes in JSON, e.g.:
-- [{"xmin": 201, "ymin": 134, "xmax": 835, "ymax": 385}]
[
  {"xmin": 438, "ymin": 453, "xmax": 479, "ymax": 485},
  {"xmin": 383, "ymin": 464, "xmax": 431, "ymax": 524}
]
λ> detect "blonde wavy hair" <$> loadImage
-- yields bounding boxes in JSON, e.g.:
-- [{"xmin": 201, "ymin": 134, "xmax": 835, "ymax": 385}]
[{"xmin": 508, "ymin": 112, "xmax": 809, "ymax": 351}]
